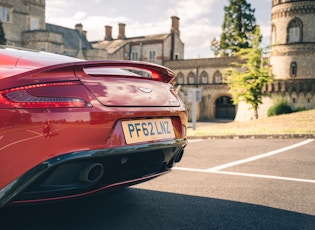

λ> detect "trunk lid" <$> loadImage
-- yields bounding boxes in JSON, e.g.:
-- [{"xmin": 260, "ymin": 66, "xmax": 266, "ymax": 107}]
[{"xmin": 74, "ymin": 62, "xmax": 180, "ymax": 107}]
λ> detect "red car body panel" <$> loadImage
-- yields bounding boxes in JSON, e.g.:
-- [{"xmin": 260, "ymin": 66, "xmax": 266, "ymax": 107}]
[{"xmin": 0, "ymin": 48, "xmax": 187, "ymax": 207}]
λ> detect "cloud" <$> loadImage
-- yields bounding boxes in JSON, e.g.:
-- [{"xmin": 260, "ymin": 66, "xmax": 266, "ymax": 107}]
[
  {"xmin": 164, "ymin": 0, "xmax": 221, "ymax": 58},
  {"xmin": 167, "ymin": 0, "xmax": 218, "ymax": 22},
  {"xmin": 46, "ymin": 0, "xmax": 74, "ymax": 17},
  {"xmin": 83, "ymin": 16, "xmax": 129, "ymax": 40},
  {"xmin": 45, "ymin": 0, "xmax": 271, "ymax": 58},
  {"xmin": 73, "ymin": 11, "xmax": 87, "ymax": 21},
  {"xmin": 181, "ymin": 20, "xmax": 221, "ymax": 58}
]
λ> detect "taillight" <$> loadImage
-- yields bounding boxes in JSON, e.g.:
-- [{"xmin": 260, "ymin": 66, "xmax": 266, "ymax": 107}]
[{"xmin": 0, "ymin": 82, "xmax": 92, "ymax": 108}]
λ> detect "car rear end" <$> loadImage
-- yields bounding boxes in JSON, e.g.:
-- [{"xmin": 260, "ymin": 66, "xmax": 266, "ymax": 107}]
[{"xmin": 0, "ymin": 49, "xmax": 187, "ymax": 207}]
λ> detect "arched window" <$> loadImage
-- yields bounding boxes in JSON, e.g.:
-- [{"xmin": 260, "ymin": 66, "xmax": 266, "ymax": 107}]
[
  {"xmin": 177, "ymin": 73, "xmax": 184, "ymax": 84},
  {"xmin": 287, "ymin": 18, "xmax": 303, "ymax": 43},
  {"xmin": 200, "ymin": 71, "xmax": 208, "ymax": 84},
  {"xmin": 213, "ymin": 71, "xmax": 222, "ymax": 83},
  {"xmin": 290, "ymin": 62, "xmax": 297, "ymax": 78},
  {"xmin": 188, "ymin": 72, "xmax": 195, "ymax": 84}
]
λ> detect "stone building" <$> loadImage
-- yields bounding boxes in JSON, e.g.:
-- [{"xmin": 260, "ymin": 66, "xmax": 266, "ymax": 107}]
[
  {"xmin": 0, "ymin": 0, "xmax": 183, "ymax": 63},
  {"xmin": 269, "ymin": 0, "xmax": 315, "ymax": 111},
  {"xmin": 0, "ymin": 0, "xmax": 106, "ymax": 60},
  {"xmin": 167, "ymin": 0, "xmax": 315, "ymax": 121},
  {"xmin": 92, "ymin": 16, "xmax": 184, "ymax": 65},
  {"xmin": 164, "ymin": 57, "xmax": 239, "ymax": 120}
]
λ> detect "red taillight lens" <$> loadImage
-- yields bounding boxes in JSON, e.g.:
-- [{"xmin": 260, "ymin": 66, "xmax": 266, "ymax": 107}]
[{"xmin": 0, "ymin": 82, "xmax": 92, "ymax": 108}]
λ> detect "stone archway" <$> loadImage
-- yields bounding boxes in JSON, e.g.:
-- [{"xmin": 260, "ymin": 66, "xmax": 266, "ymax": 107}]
[{"xmin": 215, "ymin": 96, "xmax": 236, "ymax": 120}]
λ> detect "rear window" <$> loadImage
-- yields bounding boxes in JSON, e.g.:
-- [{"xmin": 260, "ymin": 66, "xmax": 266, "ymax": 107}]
[{"xmin": 83, "ymin": 67, "xmax": 153, "ymax": 78}]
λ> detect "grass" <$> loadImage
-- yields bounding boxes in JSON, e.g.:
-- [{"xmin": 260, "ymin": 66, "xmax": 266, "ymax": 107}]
[{"xmin": 187, "ymin": 109, "xmax": 315, "ymax": 137}]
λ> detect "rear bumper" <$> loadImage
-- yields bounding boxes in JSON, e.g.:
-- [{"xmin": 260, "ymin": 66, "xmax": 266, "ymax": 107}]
[{"xmin": 0, "ymin": 138, "xmax": 187, "ymax": 207}]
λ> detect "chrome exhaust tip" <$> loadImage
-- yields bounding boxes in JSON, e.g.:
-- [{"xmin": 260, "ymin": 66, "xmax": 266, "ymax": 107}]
[
  {"xmin": 175, "ymin": 149, "xmax": 184, "ymax": 163},
  {"xmin": 79, "ymin": 163, "xmax": 104, "ymax": 183}
]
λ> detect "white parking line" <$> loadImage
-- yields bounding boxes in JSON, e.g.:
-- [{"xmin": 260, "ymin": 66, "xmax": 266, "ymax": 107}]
[
  {"xmin": 174, "ymin": 167, "xmax": 206, "ymax": 173},
  {"xmin": 215, "ymin": 171, "xmax": 315, "ymax": 184},
  {"xmin": 174, "ymin": 139, "xmax": 315, "ymax": 184},
  {"xmin": 206, "ymin": 139, "xmax": 314, "ymax": 172},
  {"xmin": 173, "ymin": 168, "xmax": 315, "ymax": 184},
  {"xmin": 188, "ymin": 139, "xmax": 203, "ymax": 143}
]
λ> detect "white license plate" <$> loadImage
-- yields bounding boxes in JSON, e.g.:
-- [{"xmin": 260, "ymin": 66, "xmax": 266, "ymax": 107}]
[{"xmin": 122, "ymin": 118, "xmax": 175, "ymax": 144}]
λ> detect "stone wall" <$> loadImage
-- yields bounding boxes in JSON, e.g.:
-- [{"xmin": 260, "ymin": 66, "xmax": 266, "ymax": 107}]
[
  {"xmin": 270, "ymin": 0, "xmax": 315, "ymax": 80},
  {"xmin": 165, "ymin": 57, "xmax": 237, "ymax": 120},
  {"xmin": 1, "ymin": 0, "xmax": 45, "ymax": 46},
  {"xmin": 22, "ymin": 31, "xmax": 64, "ymax": 54},
  {"xmin": 270, "ymin": 44, "xmax": 315, "ymax": 80},
  {"xmin": 268, "ymin": 0, "xmax": 315, "ymax": 117}
]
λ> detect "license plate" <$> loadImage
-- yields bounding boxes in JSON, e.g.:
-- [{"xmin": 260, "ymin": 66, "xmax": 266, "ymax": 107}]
[{"xmin": 122, "ymin": 118, "xmax": 175, "ymax": 144}]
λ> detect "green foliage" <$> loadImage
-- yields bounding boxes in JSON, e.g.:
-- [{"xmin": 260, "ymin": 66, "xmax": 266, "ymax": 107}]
[
  {"xmin": 225, "ymin": 26, "xmax": 273, "ymax": 119},
  {"xmin": 210, "ymin": 37, "xmax": 220, "ymax": 57},
  {"xmin": 267, "ymin": 101, "xmax": 292, "ymax": 117},
  {"xmin": 294, "ymin": 106, "xmax": 307, "ymax": 112},
  {"xmin": 0, "ymin": 21, "xmax": 6, "ymax": 45},
  {"xmin": 211, "ymin": 0, "xmax": 257, "ymax": 56}
]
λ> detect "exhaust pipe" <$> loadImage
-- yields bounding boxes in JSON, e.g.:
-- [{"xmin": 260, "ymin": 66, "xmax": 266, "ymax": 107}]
[
  {"xmin": 79, "ymin": 163, "xmax": 104, "ymax": 183},
  {"xmin": 175, "ymin": 149, "xmax": 184, "ymax": 163}
]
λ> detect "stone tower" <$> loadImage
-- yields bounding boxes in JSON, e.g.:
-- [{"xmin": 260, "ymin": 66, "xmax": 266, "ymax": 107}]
[{"xmin": 269, "ymin": 0, "xmax": 315, "ymax": 110}]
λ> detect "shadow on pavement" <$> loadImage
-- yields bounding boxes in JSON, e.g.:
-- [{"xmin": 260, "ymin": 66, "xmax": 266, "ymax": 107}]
[{"xmin": 0, "ymin": 188, "xmax": 314, "ymax": 230}]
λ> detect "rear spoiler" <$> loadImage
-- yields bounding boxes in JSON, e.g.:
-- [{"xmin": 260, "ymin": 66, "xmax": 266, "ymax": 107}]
[
  {"xmin": 73, "ymin": 60, "xmax": 176, "ymax": 83},
  {"xmin": 0, "ymin": 60, "xmax": 176, "ymax": 91}
]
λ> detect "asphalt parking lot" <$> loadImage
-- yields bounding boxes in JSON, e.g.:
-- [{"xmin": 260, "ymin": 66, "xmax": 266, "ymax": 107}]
[{"xmin": 1, "ymin": 138, "xmax": 314, "ymax": 229}]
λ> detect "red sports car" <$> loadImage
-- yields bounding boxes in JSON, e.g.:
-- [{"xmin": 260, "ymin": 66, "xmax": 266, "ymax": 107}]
[{"xmin": 0, "ymin": 47, "xmax": 187, "ymax": 207}]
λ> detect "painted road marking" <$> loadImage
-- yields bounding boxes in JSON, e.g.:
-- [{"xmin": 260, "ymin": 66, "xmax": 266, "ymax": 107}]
[
  {"xmin": 174, "ymin": 139, "xmax": 315, "ymax": 184},
  {"xmin": 174, "ymin": 167, "xmax": 206, "ymax": 173},
  {"xmin": 206, "ymin": 139, "xmax": 314, "ymax": 172},
  {"xmin": 173, "ymin": 168, "xmax": 315, "ymax": 184},
  {"xmin": 188, "ymin": 139, "xmax": 203, "ymax": 143},
  {"xmin": 215, "ymin": 171, "xmax": 315, "ymax": 184}
]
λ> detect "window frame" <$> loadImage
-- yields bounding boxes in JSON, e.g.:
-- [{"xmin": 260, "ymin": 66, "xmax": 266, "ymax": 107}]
[
  {"xmin": 177, "ymin": 73, "xmax": 184, "ymax": 84},
  {"xmin": 30, "ymin": 17, "xmax": 39, "ymax": 30},
  {"xmin": 131, "ymin": 52, "xmax": 138, "ymax": 61},
  {"xmin": 188, "ymin": 73, "xmax": 195, "ymax": 84},
  {"xmin": 0, "ymin": 5, "xmax": 11, "ymax": 23},
  {"xmin": 200, "ymin": 71, "xmax": 208, "ymax": 84},
  {"xmin": 40, "ymin": 44, "xmax": 46, "ymax": 52},
  {"xmin": 149, "ymin": 50, "xmax": 156, "ymax": 60},
  {"xmin": 213, "ymin": 71, "xmax": 222, "ymax": 84},
  {"xmin": 290, "ymin": 61, "xmax": 297, "ymax": 78},
  {"xmin": 287, "ymin": 18, "xmax": 303, "ymax": 43}
]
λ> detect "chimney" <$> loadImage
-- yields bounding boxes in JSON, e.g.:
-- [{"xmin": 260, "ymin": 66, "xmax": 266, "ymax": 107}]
[
  {"xmin": 83, "ymin": 30, "xmax": 87, "ymax": 37},
  {"xmin": 171, "ymin": 16, "xmax": 180, "ymax": 31},
  {"xmin": 75, "ymin": 23, "xmax": 83, "ymax": 33},
  {"xmin": 170, "ymin": 16, "xmax": 180, "ymax": 61},
  {"xmin": 118, "ymin": 23, "xmax": 126, "ymax": 39},
  {"xmin": 104, "ymin": 25, "xmax": 113, "ymax": 40}
]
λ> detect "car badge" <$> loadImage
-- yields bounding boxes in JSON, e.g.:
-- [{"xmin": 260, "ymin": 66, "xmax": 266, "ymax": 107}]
[{"xmin": 138, "ymin": 87, "xmax": 152, "ymax": 93}]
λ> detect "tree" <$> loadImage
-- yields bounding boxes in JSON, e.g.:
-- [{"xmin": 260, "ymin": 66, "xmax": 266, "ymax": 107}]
[
  {"xmin": 210, "ymin": 37, "xmax": 220, "ymax": 57},
  {"xmin": 0, "ymin": 21, "xmax": 6, "ymax": 45},
  {"xmin": 226, "ymin": 27, "xmax": 273, "ymax": 119},
  {"xmin": 211, "ymin": 0, "xmax": 257, "ymax": 56}
]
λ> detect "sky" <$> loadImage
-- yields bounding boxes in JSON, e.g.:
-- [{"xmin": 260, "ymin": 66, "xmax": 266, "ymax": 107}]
[{"xmin": 45, "ymin": 0, "xmax": 272, "ymax": 59}]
